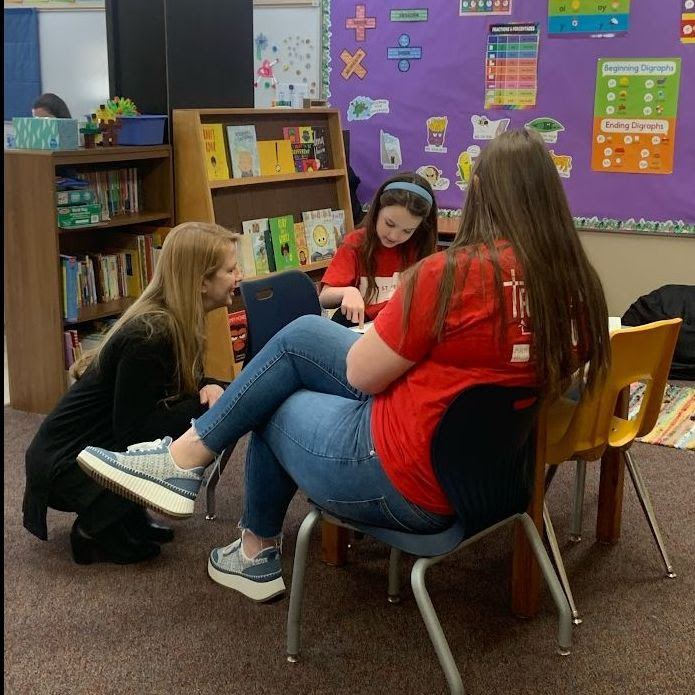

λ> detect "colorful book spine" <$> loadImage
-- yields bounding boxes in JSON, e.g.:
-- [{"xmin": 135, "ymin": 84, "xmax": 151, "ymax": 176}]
[{"xmin": 60, "ymin": 255, "xmax": 79, "ymax": 322}]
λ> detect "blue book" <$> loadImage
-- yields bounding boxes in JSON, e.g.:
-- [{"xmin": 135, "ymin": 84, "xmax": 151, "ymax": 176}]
[{"xmin": 60, "ymin": 254, "xmax": 79, "ymax": 322}]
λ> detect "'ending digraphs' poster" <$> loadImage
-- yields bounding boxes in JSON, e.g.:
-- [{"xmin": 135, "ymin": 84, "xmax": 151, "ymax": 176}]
[{"xmin": 591, "ymin": 58, "xmax": 681, "ymax": 174}]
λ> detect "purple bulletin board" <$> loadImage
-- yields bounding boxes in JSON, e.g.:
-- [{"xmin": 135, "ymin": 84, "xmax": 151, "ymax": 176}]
[{"xmin": 327, "ymin": 1, "xmax": 695, "ymax": 228}]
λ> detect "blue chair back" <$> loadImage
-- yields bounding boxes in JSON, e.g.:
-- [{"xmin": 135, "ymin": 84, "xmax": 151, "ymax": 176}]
[
  {"xmin": 431, "ymin": 384, "xmax": 540, "ymax": 538},
  {"xmin": 240, "ymin": 269, "xmax": 321, "ymax": 363}
]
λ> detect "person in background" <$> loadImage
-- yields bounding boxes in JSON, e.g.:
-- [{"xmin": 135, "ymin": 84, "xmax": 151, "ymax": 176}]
[
  {"xmin": 319, "ymin": 172, "xmax": 439, "ymax": 327},
  {"xmin": 22, "ymin": 222, "xmax": 242, "ymax": 565},
  {"xmin": 75, "ymin": 129, "xmax": 610, "ymax": 602},
  {"xmin": 32, "ymin": 93, "xmax": 72, "ymax": 118}
]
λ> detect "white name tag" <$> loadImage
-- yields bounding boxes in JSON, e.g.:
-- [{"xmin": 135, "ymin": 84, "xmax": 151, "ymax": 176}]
[{"xmin": 511, "ymin": 344, "xmax": 530, "ymax": 363}]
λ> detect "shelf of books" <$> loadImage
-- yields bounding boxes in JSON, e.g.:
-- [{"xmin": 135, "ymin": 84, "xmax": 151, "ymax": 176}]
[
  {"xmin": 173, "ymin": 108, "xmax": 354, "ymax": 382},
  {"xmin": 4, "ymin": 145, "xmax": 174, "ymax": 413}
]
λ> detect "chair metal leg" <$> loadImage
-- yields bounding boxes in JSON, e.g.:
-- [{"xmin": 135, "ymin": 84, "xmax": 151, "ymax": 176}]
[
  {"xmin": 387, "ymin": 548, "xmax": 402, "ymax": 604},
  {"xmin": 544, "ymin": 464, "xmax": 559, "ymax": 493},
  {"xmin": 624, "ymin": 451, "xmax": 676, "ymax": 579},
  {"xmin": 542, "ymin": 504, "xmax": 582, "ymax": 626},
  {"xmin": 204, "ymin": 444, "xmax": 236, "ymax": 520},
  {"xmin": 519, "ymin": 514, "xmax": 573, "ymax": 653},
  {"xmin": 411, "ymin": 556, "xmax": 464, "ymax": 695},
  {"xmin": 569, "ymin": 460, "xmax": 587, "ymax": 543},
  {"xmin": 287, "ymin": 509, "xmax": 321, "ymax": 663}
]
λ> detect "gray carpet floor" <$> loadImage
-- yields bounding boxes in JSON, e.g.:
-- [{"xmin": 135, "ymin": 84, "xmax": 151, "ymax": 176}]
[{"xmin": 4, "ymin": 406, "xmax": 694, "ymax": 695}]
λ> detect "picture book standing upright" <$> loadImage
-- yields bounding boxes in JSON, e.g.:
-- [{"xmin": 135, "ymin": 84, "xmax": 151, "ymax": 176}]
[
  {"xmin": 242, "ymin": 218, "xmax": 271, "ymax": 275},
  {"xmin": 227, "ymin": 125, "xmax": 261, "ymax": 178},
  {"xmin": 302, "ymin": 208, "xmax": 337, "ymax": 263},
  {"xmin": 201, "ymin": 124, "xmax": 230, "ymax": 180},
  {"xmin": 269, "ymin": 214, "xmax": 299, "ymax": 271}
]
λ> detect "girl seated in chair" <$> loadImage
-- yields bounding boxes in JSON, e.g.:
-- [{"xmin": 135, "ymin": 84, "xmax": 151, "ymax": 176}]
[
  {"xmin": 320, "ymin": 171, "xmax": 438, "ymax": 327},
  {"xmin": 76, "ymin": 130, "xmax": 610, "ymax": 600}
]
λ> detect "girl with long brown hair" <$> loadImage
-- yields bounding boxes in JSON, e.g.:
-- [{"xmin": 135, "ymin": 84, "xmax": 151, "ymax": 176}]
[
  {"xmin": 320, "ymin": 171, "xmax": 438, "ymax": 326},
  {"xmin": 76, "ymin": 130, "xmax": 609, "ymax": 601},
  {"xmin": 23, "ymin": 222, "xmax": 242, "ymax": 565}
]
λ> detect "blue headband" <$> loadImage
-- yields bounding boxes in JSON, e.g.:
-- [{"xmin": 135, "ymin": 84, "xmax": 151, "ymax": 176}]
[{"xmin": 383, "ymin": 181, "xmax": 433, "ymax": 207}]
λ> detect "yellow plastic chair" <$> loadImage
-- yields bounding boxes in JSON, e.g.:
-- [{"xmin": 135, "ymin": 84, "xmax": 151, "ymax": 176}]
[{"xmin": 543, "ymin": 318, "xmax": 682, "ymax": 625}]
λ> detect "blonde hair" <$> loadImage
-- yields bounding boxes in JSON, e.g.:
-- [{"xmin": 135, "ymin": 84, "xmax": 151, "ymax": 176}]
[{"xmin": 71, "ymin": 222, "xmax": 239, "ymax": 396}]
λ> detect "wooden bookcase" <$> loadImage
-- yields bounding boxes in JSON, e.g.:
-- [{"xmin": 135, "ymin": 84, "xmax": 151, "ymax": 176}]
[
  {"xmin": 4, "ymin": 145, "xmax": 174, "ymax": 414},
  {"xmin": 172, "ymin": 107, "xmax": 354, "ymax": 381}
]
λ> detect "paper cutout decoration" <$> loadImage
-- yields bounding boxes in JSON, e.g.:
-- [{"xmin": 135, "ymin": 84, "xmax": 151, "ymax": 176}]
[
  {"xmin": 346, "ymin": 4, "xmax": 377, "ymax": 41},
  {"xmin": 380, "ymin": 130, "xmax": 403, "ymax": 169},
  {"xmin": 591, "ymin": 58, "xmax": 681, "ymax": 174},
  {"xmin": 525, "ymin": 117, "xmax": 565, "ymax": 143},
  {"xmin": 471, "ymin": 115, "xmax": 510, "ymax": 139},
  {"xmin": 455, "ymin": 146, "xmax": 482, "ymax": 190},
  {"xmin": 347, "ymin": 96, "xmax": 390, "ymax": 121},
  {"xmin": 548, "ymin": 0, "xmax": 632, "ymax": 38},
  {"xmin": 387, "ymin": 34, "xmax": 422, "ymax": 72},
  {"xmin": 484, "ymin": 23, "xmax": 540, "ymax": 110},
  {"xmin": 416, "ymin": 165, "xmax": 450, "ymax": 191},
  {"xmin": 340, "ymin": 48, "xmax": 368, "ymax": 79},
  {"xmin": 549, "ymin": 150, "xmax": 573, "ymax": 178},
  {"xmin": 425, "ymin": 116, "xmax": 448, "ymax": 152},
  {"xmin": 682, "ymin": 0, "xmax": 695, "ymax": 43},
  {"xmin": 255, "ymin": 33, "xmax": 269, "ymax": 61},
  {"xmin": 460, "ymin": 0, "xmax": 512, "ymax": 16},
  {"xmin": 255, "ymin": 59, "xmax": 278, "ymax": 88}
]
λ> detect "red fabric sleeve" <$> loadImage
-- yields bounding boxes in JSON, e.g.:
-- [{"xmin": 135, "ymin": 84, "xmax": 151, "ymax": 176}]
[
  {"xmin": 374, "ymin": 253, "xmax": 445, "ymax": 362},
  {"xmin": 320, "ymin": 231, "xmax": 363, "ymax": 288}
]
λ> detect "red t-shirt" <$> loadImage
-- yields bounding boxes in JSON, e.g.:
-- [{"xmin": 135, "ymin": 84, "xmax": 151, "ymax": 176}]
[
  {"xmin": 371, "ymin": 242, "xmax": 537, "ymax": 515},
  {"xmin": 321, "ymin": 229, "xmax": 414, "ymax": 321}
]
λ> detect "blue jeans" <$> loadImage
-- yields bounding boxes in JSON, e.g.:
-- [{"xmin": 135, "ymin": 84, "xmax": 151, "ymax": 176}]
[{"xmin": 193, "ymin": 315, "xmax": 451, "ymax": 538}]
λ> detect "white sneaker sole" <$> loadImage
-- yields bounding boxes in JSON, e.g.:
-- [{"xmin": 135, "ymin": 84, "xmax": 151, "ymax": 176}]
[
  {"xmin": 207, "ymin": 558, "xmax": 286, "ymax": 602},
  {"xmin": 77, "ymin": 450, "xmax": 195, "ymax": 519}
]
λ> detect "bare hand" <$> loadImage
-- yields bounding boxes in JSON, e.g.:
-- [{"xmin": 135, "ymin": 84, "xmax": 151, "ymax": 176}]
[
  {"xmin": 341, "ymin": 287, "xmax": 365, "ymax": 326},
  {"xmin": 199, "ymin": 384, "xmax": 224, "ymax": 409}
]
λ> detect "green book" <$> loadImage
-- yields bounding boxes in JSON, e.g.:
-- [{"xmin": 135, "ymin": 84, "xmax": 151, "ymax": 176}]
[{"xmin": 269, "ymin": 214, "xmax": 299, "ymax": 271}]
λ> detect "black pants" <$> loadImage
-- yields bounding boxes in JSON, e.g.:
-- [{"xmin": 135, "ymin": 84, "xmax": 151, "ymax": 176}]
[{"xmin": 48, "ymin": 464, "xmax": 139, "ymax": 536}]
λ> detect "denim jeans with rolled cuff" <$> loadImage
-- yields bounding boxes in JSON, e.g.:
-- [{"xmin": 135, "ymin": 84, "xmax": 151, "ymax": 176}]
[{"xmin": 192, "ymin": 315, "xmax": 452, "ymax": 538}]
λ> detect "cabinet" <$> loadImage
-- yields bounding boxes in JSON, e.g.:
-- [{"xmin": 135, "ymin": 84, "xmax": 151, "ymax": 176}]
[
  {"xmin": 4, "ymin": 145, "xmax": 174, "ymax": 413},
  {"xmin": 172, "ymin": 107, "xmax": 354, "ymax": 381}
]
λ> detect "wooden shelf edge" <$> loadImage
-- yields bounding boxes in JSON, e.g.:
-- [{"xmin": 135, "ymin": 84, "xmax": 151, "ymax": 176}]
[
  {"xmin": 64, "ymin": 297, "xmax": 136, "ymax": 325},
  {"xmin": 58, "ymin": 212, "xmax": 172, "ymax": 233},
  {"xmin": 209, "ymin": 169, "xmax": 344, "ymax": 189}
]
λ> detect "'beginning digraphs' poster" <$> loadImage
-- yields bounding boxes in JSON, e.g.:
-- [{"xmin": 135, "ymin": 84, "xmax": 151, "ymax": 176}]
[{"xmin": 591, "ymin": 58, "xmax": 681, "ymax": 175}]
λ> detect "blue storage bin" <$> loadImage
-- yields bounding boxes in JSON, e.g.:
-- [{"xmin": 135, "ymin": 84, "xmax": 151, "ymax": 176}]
[{"xmin": 116, "ymin": 115, "xmax": 167, "ymax": 145}]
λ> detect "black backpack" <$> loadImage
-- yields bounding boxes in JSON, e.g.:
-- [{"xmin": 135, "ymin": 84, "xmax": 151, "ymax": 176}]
[{"xmin": 621, "ymin": 285, "xmax": 695, "ymax": 380}]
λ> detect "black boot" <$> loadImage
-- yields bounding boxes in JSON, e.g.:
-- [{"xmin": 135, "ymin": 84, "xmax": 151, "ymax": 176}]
[
  {"xmin": 123, "ymin": 506, "xmax": 175, "ymax": 544},
  {"xmin": 70, "ymin": 518, "xmax": 161, "ymax": 565}
]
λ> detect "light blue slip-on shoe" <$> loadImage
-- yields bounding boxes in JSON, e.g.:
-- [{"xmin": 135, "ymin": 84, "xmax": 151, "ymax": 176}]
[
  {"xmin": 208, "ymin": 539, "xmax": 286, "ymax": 602},
  {"xmin": 77, "ymin": 437, "xmax": 205, "ymax": 518}
]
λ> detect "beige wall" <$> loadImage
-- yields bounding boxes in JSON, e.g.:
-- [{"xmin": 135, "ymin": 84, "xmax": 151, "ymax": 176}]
[{"xmin": 578, "ymin": 230, "xmax": 694, "ymax": 316}]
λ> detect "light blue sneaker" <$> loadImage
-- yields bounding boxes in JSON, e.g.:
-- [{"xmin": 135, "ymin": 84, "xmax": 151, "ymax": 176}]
[
  {"xmin": 208, "ymin": 538, "xmax": 286, "ymax": 602},
  {"xmin": 77, "ymin": 437, "xmax": 205, "ymax": 518}
]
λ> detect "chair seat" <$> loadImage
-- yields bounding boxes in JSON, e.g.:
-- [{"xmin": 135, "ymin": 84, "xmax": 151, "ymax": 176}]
[{"xmin": 318, "ymin": 508, "xmax": 466, "ymax": 557}]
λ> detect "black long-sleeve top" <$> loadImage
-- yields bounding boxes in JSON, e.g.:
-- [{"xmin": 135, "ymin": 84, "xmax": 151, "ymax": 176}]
[{"xmin": 23, "ymin": 317, "xmax": 226, "ymax": 540}]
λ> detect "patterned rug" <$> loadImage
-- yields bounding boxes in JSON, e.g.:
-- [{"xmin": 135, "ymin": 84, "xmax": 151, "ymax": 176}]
[{"xmin": 629, "ymin": 383, "xmax": 695, "ymax": 450}]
